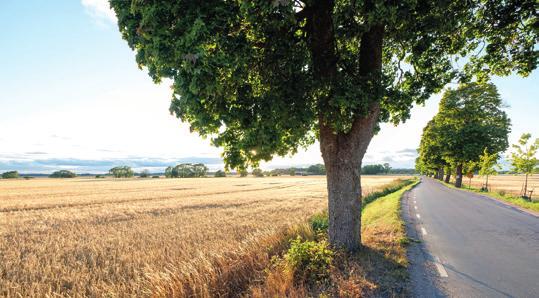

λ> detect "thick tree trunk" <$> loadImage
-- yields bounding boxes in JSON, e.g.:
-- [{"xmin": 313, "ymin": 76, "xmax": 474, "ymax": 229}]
[
  {"xmin": 320, "ymin": 109, "xmax": 380, "ymax": 251},
  {"xmin": 455, "ymin": 164, "xmax": 463, "ymax": 188},
  {"xmin": 308, "ymin": 0, "xmax": 384, "ymax": 251},
  {"xmin": 444, "ymin": 173, "xmax": 451, "ymax": 183},
  {"xmin": 437, "ymin": 168, "xmax": 444, "ymax": 180}
]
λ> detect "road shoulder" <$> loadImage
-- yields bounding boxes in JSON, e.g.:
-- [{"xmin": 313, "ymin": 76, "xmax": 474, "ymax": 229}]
[{"xmin": 402, "ymin": 183, "xmax": 447, "ymax": 297}]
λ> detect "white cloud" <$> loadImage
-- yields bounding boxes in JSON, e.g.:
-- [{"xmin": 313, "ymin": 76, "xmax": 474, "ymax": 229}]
[{"xmin": 81, "ymin": 0, "xmax": 116, "ymax": 25}]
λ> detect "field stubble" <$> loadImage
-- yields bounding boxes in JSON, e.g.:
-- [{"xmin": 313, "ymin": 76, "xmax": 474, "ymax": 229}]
[
  {"xmin": 461, "ymin": 174, "xmax": 538, "ymax": 200},
  {"xmin": 0, "ymin": 175, "xmax": 404, "ymax": 297}
]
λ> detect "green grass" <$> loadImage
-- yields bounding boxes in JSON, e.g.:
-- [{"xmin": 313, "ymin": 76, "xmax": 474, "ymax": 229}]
[
  {"xmin": 247, "ymin": 178, "xmax": 420, "ymax": 297},
  {"xmin": 362, "ymin": 180, "xmax": 420, "ymax": 266},
  {"xmin": 439, "ymin": 180, "xmax": 539, "ymax": 212},
  {"xmin": 362, "ymin": 178, "xmax": 416, "ymax": 207}
]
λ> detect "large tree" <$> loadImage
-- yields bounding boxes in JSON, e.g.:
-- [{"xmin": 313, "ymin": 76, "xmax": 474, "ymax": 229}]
[
  {"xmin": 111, "ymin": 0, "xmax": 537, "ymax": 251},
  {"xmin": 416, "ymin": 119, "xmax": 448, "ymax": 179},
  {"xmin": 434, "ymin": 83, "xmax": 511, "ymax": 187}
]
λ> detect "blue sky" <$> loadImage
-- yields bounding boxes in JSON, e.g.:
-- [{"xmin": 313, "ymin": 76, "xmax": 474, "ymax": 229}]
[{"xmin": 0, "ymin": 0, "xmax": 537, "ymax": 173}]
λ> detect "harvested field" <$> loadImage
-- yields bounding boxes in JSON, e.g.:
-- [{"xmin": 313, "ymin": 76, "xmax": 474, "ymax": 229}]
[
  {"xmin": 0, "ymin": 175, "xmax": 406, "ymax": 297},
  {"xmin": 460, "ymin": 174, "xmax": 539, "ymax": 200}
]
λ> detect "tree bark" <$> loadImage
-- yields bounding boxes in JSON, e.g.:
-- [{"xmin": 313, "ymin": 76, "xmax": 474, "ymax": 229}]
[
  {"xmin": 455, "ymin": 164, "xmax": 463, "ymax": 188},
  {"xmin": 308, "ymin": 0, "xmax": 384, "ymax": 251},
  {"xmin": 437, "ymin": 168, "xmax": 444, "ymax": 180},
  {"xmin": 320, "ymin": 109, "xmax": 379, "ymax": 251},
  {"xmin": 444, "ymin": 173, "xmax": 451, "ymax": 183}
]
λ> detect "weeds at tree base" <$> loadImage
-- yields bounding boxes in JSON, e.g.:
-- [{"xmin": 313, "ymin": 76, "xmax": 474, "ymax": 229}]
[{"xmin": 247, "ymin": 179, "xmax": 419, "ymax": 297}]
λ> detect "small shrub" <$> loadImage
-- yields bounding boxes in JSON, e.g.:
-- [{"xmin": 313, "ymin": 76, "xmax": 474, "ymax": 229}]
[
  {"xmin": 214, "ymin": 170, "xmax": 226, "ymax": 177},
  {"xmin": 152, "ymin": 175, "xmax": 160, "ymax": 179},
  {"xmin": 309, "ymin": 212, "xmax": 328, "ymax": 234},
  {"xmin": 239, "ymin": 169, "xmax": 248, "ymax": 177},
  {"xmin": 285, "ymin": 237, "xmax": 333, "ymax": 283},
  {"xmin": 95, "ymin": 175, "xmax": 105, "ymax": 179},
  {"xmin": 139, "ymin": 170, "xmax": 150, "ymax": 178},
  {"xmin": 497, "ymin": 190, "xmax": 506, "ymax": 196}
]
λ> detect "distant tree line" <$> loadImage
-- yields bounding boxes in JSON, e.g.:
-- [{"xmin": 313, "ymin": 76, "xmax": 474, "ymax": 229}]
[
  {"xmin": 109, "ymin": 166, "xmax": 134, "ymax": 178},
  {"xmin": 1, "ymin": 171, "xmax": 19, "ymax": 179},
  {"xmin": 165, "ymin": 163, "xmax": 208, "ymax": 178},
  {"xmin": 49, "ymin": 170, "xmax": 77, "ymax": 178}
]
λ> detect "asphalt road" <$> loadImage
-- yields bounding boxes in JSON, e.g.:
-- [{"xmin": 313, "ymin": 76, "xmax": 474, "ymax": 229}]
[{"xmin": 404, "ymin": 177, "xmax": 539, "ymax": 297}]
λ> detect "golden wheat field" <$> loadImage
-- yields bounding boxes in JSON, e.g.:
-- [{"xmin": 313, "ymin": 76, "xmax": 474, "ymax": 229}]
[
  {"xmin": 461, "ymin": 174, "xmax": 539, "ymax": 199},
  {"xmin": 0, "ymin": 175, "xmax": 405, "ymax": 297}
]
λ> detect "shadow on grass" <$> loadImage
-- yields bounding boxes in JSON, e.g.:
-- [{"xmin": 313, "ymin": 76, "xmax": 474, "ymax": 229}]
[{"xmin": 329, "ymin": 244, "xmax": 408, "ymax": 297}]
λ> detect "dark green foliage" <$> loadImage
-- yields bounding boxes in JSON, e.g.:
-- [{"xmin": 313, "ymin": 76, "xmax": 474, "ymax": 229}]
[
  {"xmin": 109, "ymin": 166, "xmax": 134, "ymax": 178},
  {"xmin": 239, "ymin": 169, "xmax": 248, "ymax": 177},
  {"xmin": 417, "ymin": 83, "xmax": 511, "ymax": 179},
  {"xmin": 214, "ymin": 170, "xmax": 226, "ymax": 177},
  {"xmin": 49, "ymin": 170, "xmax": 77, "ymax": 178},
  {"xmin": 151, "ymin": 175, "xmax": 160, "ymax": 179},
  {"xmin": 1, "ymin": 171, "xmax": 19, "ymax": 179},
  {"xmin": 139, "ymin": 169, "xmax": 150, "ymax": 178},
  {"xmin": 110, "ymin": 0, "xmax": 536, "ymax": 170},
  {"xmin": 95, "ymin": 175, "xmax": 105, "ymax": 179},
  {"xmin": 437, "ymin": 83, "xmax": 510, "ymax": 164},
  {"xmin": 166, "ymin": 163, "xmax": 208, "ymax": 178}
]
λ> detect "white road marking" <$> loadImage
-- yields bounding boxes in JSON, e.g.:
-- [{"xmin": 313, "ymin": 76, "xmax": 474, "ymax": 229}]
[
  {"xmin": 433, "ymin": 256, "xmax": 449, "ymax": 277},
  {"xmin": 421, "ymin": 227, "xmax": 427, "ymax": 235},
  {"xmin": 416, "ymin": 214, "xmax": 421, "ymax": 219}
]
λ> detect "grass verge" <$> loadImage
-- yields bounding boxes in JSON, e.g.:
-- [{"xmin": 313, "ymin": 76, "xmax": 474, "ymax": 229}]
[
  {"xmin": 438, "ymin": 180, "xmax": 539, "ymax": 213},
  {"xmin": 246, "ymin": 179, "xmax": 419, "ymax": 297}
]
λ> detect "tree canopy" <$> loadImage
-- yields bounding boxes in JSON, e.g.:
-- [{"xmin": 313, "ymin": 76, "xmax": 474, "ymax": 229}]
[
  {"xmin": 111, "ymin": 0, "xmax": 537, "ymax": 170},
  {"xmin": 436, "ymin": 83, "xmax": 510, "ymax": 167},
  {"xmin": 417, "ymin": 83, "xmax": 511, "ymax": 187}
]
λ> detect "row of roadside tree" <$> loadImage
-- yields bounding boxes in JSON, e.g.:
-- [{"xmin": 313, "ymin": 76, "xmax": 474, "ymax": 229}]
[{"xmin": 416, "ymin": 82, "xmax": 538, "ymax": 199}]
